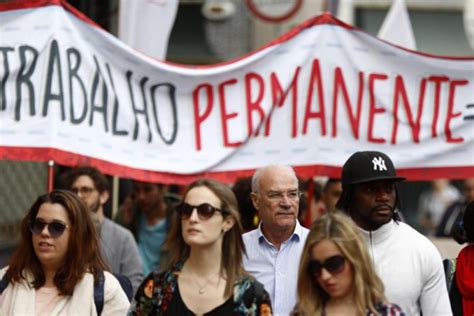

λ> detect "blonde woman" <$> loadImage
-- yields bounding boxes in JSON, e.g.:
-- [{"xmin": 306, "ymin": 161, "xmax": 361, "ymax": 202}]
[
  {"xmin": 129, "ymin": 178, "xmax": 272, "ymax": 315},
  {"xmin": 293, "ymin": 212, "xmax": 404, "ymax": 316}
]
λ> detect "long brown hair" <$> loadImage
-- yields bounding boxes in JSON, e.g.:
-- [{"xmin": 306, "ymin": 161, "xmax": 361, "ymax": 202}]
[
  {"xmin": 163, "ymin": 178, "xmax": 246, "ymax": 297},
  {"xmin": 295, "ymin": 212, "xmax": 386, "ymax": 315},
  {"xmin": 5, "ymin": 190, "xmax": 108, "ymax": 296}
]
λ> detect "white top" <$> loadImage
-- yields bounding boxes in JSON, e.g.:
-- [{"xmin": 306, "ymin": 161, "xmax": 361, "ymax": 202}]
[
  {"xmin": 0, "ymin": 267, "xmax": 130, "ymax": 315},
  {"xmin": 35, "ymin": 286, "xmax": 61, "ymax": 316},
  {"xmin": 242, "ymin": 221, "xmax": 309, "ymax": 316},
  {"xmin": 358, "ymin": 220, "xmax": 452, "ymax": 316}
]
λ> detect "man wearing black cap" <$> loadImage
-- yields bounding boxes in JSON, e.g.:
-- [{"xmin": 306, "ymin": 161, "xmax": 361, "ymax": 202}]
[{"xmin": 336, "ymin": 151, "xmax": 451, "ymax": 316}]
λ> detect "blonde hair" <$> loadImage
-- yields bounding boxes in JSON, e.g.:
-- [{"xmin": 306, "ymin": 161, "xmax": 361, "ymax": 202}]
[
  {"xmin": 295, "ymin": 212, "xmax": 386, "ymax": 315},
  {"xmin": 163, "ymin": 178, "xmax": 246, "ymax": 297}
]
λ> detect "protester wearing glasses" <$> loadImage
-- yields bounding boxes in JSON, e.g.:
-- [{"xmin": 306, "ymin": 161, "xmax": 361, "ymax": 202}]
[
  {"xmin": 336, "ymin": 151, "xmax": 451, "ymax": 315},
  {"xmin": 64, "ymin": 166, "xmax": 143, "ymax": 293},
  {"xmin": 242, "ymin": 165, "xmax": 309, "ymax": 316},
  {"xmin": 129, "ymin": 178, "xmax": 272, "ymax": 315},
  {"xmin": 293, "ymin": 212, "xmax": 404, "ymax": 315},
  {"xmin": 0, "ymin": 190, "xmax": 129, "ymax": 315}
]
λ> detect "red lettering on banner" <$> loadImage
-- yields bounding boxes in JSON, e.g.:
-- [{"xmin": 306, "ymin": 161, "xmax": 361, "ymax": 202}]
[
  {"xmin": 332, "ymin": 68, "xmax": 364, "ymax": 139},
  {"xmin": 368, "ymin": 73, "xmax": 388, "ymax": 143},
  {"xmin": 303, "ymin": 59, "xmax": 326, "ymax": 136},
  {"xmin": 218, "ymin": 79, "xmax": 242, "ymax": 147},
  {"xmin": 191, "ymin": 64, "xmax": 468, "ymax": 151},
  {"xmin": 245, "ymin": 72, "xmax": 265, "ymax": 137},
  {"xmin": 391, "ymin": 76, "xmax": 426, "ymax": 144},
  {"xmin": 445, "ymin": 79, "xmax": 467, "ymax": 143},
  {"xmin": 428, "ymin": 76, "xmax": 449, "ymax": 138},
  {"xmin": 192, "ymin": 83, "xmax": 213, "ymax": 151},
  {"xmin": 268, "ymin": 67, "xmax": 301, "ymax": 137}
]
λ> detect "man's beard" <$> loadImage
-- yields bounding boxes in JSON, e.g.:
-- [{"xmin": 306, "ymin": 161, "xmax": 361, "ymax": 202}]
[
  {"xmin": 370, "ymin": 203, "xmax": 395, "ymax": 214},
  {"xmin": 365, "ymin": 204, "xmax": 395, "ymax": 228},
  {"xmin": 350, "ymin": 203, "xmax": 395, "ymax": 231}
]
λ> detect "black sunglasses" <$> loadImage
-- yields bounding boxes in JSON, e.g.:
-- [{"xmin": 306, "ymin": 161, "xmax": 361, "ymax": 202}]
[
  {"xmin": 307, "ymin": 255, "xmax": 345, "ymax": 278},
  {"xmin": 29, "ymin": 218, "xmax": 69, "ymax": 239},
  {"xmin": 176, "ymin": 202, "xmax": 222, "ymax": 220}
]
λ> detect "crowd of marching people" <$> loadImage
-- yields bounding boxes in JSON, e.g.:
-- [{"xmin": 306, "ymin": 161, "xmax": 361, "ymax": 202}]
[{"xmin": 0, "ymin": 150, "xmax": 473, "ymax": 315}]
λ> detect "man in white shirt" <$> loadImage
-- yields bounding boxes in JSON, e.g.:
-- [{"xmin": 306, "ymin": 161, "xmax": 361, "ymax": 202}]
[
  {"xmin": 336, "ymin": 151, "xmax": 452, "ymax": 316},
  {"xmin": 242, "ymin": 165, "xmax": 309, "ymax": 316}
]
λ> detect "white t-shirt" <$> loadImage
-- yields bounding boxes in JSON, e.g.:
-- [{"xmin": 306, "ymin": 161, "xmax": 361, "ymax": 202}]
[{"xmin": 35, "ymin": 286, "xmax": 62, "ymax": 316}]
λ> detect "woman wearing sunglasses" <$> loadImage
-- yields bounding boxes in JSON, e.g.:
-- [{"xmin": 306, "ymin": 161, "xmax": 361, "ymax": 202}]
[
  {"xmin": 129, "ymin": 178, "xmax": 272, "ymax": 315},
  {"xmin": 0, "ymin": 190, "xmax": 129, "ymax": 315},
  {"xmin": 293, "ymin": 212, "xmax": 404, "ymax": 316}
]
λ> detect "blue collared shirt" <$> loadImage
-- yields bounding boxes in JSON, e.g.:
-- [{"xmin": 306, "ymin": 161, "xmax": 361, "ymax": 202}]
[{"xmin": 242, "ymin": 221, "xmax": 309, "ymax": 316}]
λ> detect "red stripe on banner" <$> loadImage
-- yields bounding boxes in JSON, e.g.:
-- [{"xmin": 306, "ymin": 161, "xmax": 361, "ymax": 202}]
[
  {"xmin": 2, "ymin": 2, "xmax": 470, "ymax": 72},
  {"xmin": 0, "ymin": 0, "xmax": 61, "ymax": 11},
  {"xmin": 159, "ymin": 11, "xmax": 474, "ymax": 69},
  {"xmin": 1, "ymin": 146, "xmax": 473, "ymax": 184},
  {"xmin": 179, "ymin": 12, "xmax": 474, "ymax": 69},
  {"xmin": 151, "ymin": 13, "xmax": 356, "ymax": 69}
]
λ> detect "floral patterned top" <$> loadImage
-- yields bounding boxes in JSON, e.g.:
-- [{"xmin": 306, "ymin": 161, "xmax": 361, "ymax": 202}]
[{"xmin": 128, "ymin": 263, "xmax": 272, "ymax": 316}]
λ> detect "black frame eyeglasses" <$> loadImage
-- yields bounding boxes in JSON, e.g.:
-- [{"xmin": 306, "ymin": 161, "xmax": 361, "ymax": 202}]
[
  {"xmin": 70, "ymin": 186, "xmax": 96, "ymax": 197},
  {"xmin": 29, "ymin": 218, "xmax": 69, "ymax": 239},
  {"xmin": 307, "ymin": 255, "xmax": 346, "ymax": 278},
  {"xmin": 176, "ymin": 202, "xmax": 223, "ymax": 220}
]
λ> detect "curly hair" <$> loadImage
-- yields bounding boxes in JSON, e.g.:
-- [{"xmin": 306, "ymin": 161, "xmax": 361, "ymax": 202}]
[
  {"xmin": 295, "ymin": 212, "xmax": 386, "ymax": 315},
  {"xmin": 5, "ymin": 190, "xmax": 108, "ymax": 296}
]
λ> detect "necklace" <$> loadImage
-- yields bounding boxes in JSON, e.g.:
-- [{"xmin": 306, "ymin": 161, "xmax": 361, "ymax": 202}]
[{"xmin": 188, "ymin": 269, "xmax": 219, "ymax": 295}]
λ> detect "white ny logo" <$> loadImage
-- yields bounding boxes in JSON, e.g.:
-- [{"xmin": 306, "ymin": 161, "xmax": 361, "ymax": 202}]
[{"xmin": 372, "ymin": 157, "xmax": 387, "ymax": 171}]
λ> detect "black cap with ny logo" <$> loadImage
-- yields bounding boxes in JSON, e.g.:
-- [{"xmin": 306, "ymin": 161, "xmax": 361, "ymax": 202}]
[{"xmin": 340, "ymin": 151, "xmax": 406, "ymax": 189}]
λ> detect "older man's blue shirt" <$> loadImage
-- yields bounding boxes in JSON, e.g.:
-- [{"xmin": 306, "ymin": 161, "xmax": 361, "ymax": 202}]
[{"xmin": 242, "ymin": 221, "xmax": 309, "ymax": 316}]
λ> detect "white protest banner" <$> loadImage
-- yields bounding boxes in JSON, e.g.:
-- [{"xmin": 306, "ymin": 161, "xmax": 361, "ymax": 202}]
[{"xmin": 0, "ymin": 1, "xmax": 473, "ymax": 184}]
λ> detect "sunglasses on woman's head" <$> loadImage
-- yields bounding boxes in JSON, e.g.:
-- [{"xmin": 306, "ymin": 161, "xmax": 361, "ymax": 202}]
[
  {"xmin": 176, "ymin": 202, "xmax": 222, "ymax": 220},
  {"xmin": 29, "ymin": 218, "xmax": 69, "ymax": 239},
  {"xmin": 307, "ymin": 255, "xmax": 345, "ymax": 277}
]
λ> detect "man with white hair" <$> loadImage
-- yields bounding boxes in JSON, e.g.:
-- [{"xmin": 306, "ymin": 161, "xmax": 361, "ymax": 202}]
[{"xmin": 242, "ymin": 165, "xmax": 309, "ymax": 316}]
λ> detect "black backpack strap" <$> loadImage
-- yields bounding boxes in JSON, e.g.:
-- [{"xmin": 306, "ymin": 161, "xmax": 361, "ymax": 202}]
[
  {"xmin": 0, "ymin": 272, "xmax": 9, "ymax": 294},
  {"xmin": 94, "ymin": 271, "xmax": 105, "ymax": 316},
  {"xmin": 450, "ymin": 271, "xmax": 463, "ymax": 316},
  {"xmin": 112, "ymin": 273, "xmax": 133, "ymax": 302}
]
